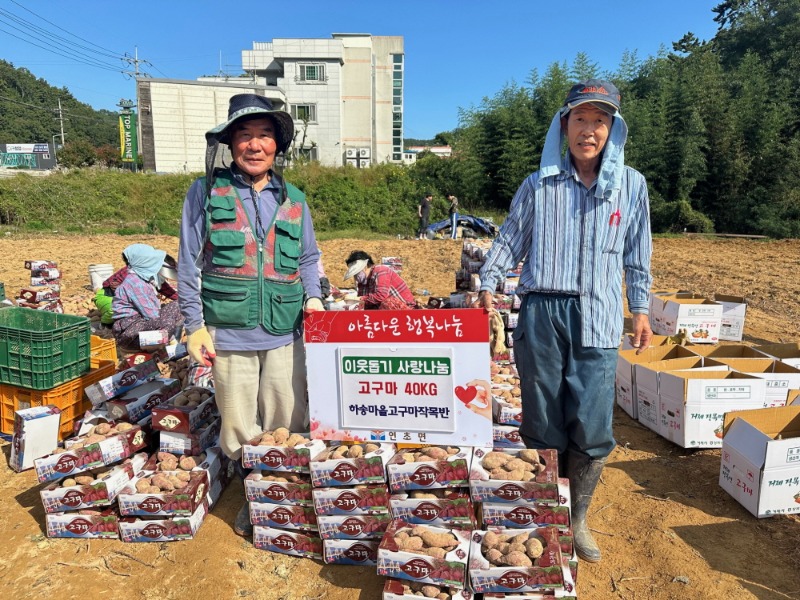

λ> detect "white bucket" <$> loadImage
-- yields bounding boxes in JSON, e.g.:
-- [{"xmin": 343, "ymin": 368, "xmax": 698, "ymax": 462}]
[{"xmin": 89, "ymin": 264, "xmax": 114, "ymax": 291}]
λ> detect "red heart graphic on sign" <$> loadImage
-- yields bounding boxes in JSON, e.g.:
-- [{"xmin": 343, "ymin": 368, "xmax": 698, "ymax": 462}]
[{"xmin": 454, "ymin": 386, "xmax": 477, "ymax": 405}]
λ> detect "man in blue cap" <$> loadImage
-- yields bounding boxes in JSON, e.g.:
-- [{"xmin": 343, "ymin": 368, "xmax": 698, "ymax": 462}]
[
  {"xmin": 476, "ymin": 80, "xmax": 653, "ymax": 562},
  {"xmin": 177, "ymin": 94, "xmax": 324, "ymax": 536}
]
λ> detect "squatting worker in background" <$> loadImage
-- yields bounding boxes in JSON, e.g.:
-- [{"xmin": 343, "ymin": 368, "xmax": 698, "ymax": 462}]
[
  {"xmin": 343, "ymin": 250, "xmax": 417, "ymax": 310},
  {"xmin": 477, "ymin": 79, "xmax": 653, "ymax": 563},
  {"xmin": 177, "ymin": 94, "xmax": 324, "ymax": 536}
]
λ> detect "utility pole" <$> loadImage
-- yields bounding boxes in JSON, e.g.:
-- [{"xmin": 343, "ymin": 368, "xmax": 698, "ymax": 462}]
[
  {"xmin": 123, "ymin": 47, "xmax": 145, "ymax": 171},
  {"xmin": 56, "ymin": 98, "xmax": 65, "ymax": 145}
]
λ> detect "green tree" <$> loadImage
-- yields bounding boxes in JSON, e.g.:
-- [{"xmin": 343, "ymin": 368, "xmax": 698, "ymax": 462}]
[{"xmin": 58, "ymin": 139, "xmax": 98, "ymax": 168}]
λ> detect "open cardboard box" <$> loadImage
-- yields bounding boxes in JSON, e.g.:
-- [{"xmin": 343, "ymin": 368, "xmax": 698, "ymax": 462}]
[
  {"xmin": 650, "ymin": 294, "xmax": 723, "ymax": 344},
  {"xmin": 645, "ymin": 368, "xmax": 768, "ymax": 448},
  {"xmin": 755, "ymin": 342, "xmax": 800, "ymax": 369},
  {"xmin": 615, "ymin": 345, "xmax": 700, "ymax": 420},
  {"xmin": 386, "ymin": 445, "xmax": 471, "ymax": 493},
  {"xmin": 712, "ymin": 358, "xmax": 800, "ymax": 407},
  {"xmin": 715, "ymin": 294, "xmax": 748, "ymax": 342},
  {"xmin": 469, "ymin": 448, "xmax": 559, "ymax": 505},
  {"xmin": 719, "ymin": 405, "xmax": 800, "ymax": 518},
  {"xmin": 633, "ymin": 356, "xmax": 727, "ymax": 434},
  {"xmin": 41, "ymin": 452, "xmax": 147, "ymax": 513},
  {"xmin": 310, "ymin": 442, "xmax": 395, "ymax": 487},
  {"xmin": 688, "ymin": 344, "xmax": 770, "ymax": 360}
]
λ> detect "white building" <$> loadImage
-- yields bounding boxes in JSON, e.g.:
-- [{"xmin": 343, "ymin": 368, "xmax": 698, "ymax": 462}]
[{"xmin": 137, "ymin": 33, "xmax": 404, "ymax": 173}]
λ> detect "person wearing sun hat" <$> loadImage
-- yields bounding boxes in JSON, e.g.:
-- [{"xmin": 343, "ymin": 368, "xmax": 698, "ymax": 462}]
[
  {"xmin": 177, "ymin": 93, "xmax": 324, "ymax": 537},
  {"xmin": 476, "ymin": 79, "xmax": 653, "ymax": 563},
  {"xmin": 343, "ymin": 250, "xmax": 416, "ymax": 310}
]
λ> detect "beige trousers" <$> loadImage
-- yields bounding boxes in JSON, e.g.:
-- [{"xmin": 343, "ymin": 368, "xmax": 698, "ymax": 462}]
[{"xmin": 212, "ymin": 340, "xmax": 309, "ymax": 460}]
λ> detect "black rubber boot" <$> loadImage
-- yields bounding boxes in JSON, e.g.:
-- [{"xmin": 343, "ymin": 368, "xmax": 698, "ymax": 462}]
[
  {"xmin": 565, "ymin": 449, "xmax": 608, "ymax": 563},
  {"xmin": 234, "ymin": 502, "xmax": 253, "ymax": 537}
]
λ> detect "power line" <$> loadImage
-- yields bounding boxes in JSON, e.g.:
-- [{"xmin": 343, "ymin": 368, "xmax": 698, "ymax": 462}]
[
  {"xmin": 8, "ymin": 0, "xmax": 123, "ymax": 59},
  {"xmin": 0, "ymin": 23, "xmax": 123, "ymax": 73},
  {"xmin": 0, "ymin": 93, "xmax": 61, "ymax": 112},
  {"xmin": 0, "ymin": 8, "xmax": 121, "ymax": 65}
]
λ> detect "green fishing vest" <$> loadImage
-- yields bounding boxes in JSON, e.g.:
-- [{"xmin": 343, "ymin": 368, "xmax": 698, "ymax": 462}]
[{"xmin": 200, "ymin": 171, "xmax": 306, "ymax": 335}]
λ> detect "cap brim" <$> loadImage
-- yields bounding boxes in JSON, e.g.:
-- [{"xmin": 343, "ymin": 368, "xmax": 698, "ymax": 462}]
[{"xmin": 564, "ymin": 99, "xmax": 618, "ymax": 114}]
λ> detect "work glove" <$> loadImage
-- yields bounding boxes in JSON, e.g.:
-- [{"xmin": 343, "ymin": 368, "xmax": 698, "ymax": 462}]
[
  {"xmin": 187, "ymin": 326, "xmax": 216, "ymax": 367},
  {"xmin": 304, "ymin": 297, "xmax": 324, "ymax": 312}
]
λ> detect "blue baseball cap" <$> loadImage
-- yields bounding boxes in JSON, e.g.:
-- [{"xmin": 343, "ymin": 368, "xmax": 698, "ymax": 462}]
[{"xmin": 563, "ymin": 79, "xmax": 621, "ymax": 114}]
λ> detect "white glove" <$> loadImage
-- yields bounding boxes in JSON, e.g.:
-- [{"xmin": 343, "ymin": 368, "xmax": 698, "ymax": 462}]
[
  {"xmin": 187, "ymin": 326, "xmax": 216, "ymax": 366},
  {"xmin": 304, "ymin": 297, "xmax": 324, "ymax": 312}
]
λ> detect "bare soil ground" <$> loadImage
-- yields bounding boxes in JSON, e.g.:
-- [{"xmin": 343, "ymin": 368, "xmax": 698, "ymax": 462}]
[{"xmin": 1, "ymin": 234, "xmax": 799, "ymax": 600}]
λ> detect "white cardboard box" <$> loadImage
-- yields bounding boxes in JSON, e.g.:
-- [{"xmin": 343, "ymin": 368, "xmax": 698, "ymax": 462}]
[
  {"xmin": 657, "ymin": 370, "xmax": 768, "ymax": 448},
  {"xmin": 619, "ymin": 334, "xmax": 680, "ymax": 352},
  {"xmin": 688, "ymin": 344, "xmax": 770, "ymax": 361},
  {"xmin": 10, "ymin": 406, "xmax": 61, "ymax": 472},
  {"xmin": 651, "ymin": 295, "xmax": 723, "ymax": 344},
  {"xmin": 713, "ymin": 358, "xmax": 800, "ymax": 407},
  {"xmin": 615, "ymin": 345, "xmax": 699, "ymax": 420},
  {"xmin": 719, "ymin": 405, "xmax": 800, "ymax": 518},
  {"xmin": 755, "ymin": 343, "xmax": 800, "ymax": 370},
  {"xmin": 648, "ymin": 290, "xmax": 694, "ymax": 333},
  {"xmin": 715, "ymin": 294, "xmax": 748, "ymax": 342},
  {"xmin": 633, "ymin": 356, "xmax": 726, "ymax": 434}
]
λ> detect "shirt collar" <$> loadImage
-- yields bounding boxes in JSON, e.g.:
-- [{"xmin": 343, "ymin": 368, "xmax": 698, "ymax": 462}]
[
  {"xmin": 557, "ymin": 154, "xmax": 605, "ymax": 196},
  {"xmin": 230, "ymin": 164, "xmax": 280, "ymax": 191}
]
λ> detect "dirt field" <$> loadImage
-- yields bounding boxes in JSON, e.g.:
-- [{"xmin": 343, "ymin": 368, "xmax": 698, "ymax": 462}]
[{"xmin": 1, "ymin": 234, "xmax": 799, "ymax": 600}]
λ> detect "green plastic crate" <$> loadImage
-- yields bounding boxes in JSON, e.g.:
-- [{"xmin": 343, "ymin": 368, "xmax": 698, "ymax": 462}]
[{"xmin": 0, "ymin": 307, "xmax": 91, "ymax": 390}]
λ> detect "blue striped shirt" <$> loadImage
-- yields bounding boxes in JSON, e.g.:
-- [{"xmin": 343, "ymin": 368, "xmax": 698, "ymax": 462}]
[{"xmin": 479, "ymin": 156, "xmax": 652, "ymax": 348}]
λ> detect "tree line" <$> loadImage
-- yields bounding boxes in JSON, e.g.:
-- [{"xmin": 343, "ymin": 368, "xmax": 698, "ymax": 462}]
[
  {"xmin": 413, "ymin": 0, "xmax": 800, "ymax": 238},
  {"xmin": 2, "ymin": 1, "xmax": 798, "ymax": 237}
]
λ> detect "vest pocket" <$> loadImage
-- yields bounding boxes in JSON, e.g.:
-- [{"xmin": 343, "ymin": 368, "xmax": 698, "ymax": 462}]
[
  {"xmin": 210, "ymin": 229, "xmax": 246, "ymax": 267},
  {"xmin": 208, "ymin": 195, "xmax": 237, "ymax": 222},
  {"xmin": 266, "ymin": 284, "xmax": 304, "ymax": 335},
  {"xmin": 201, "ymin": 281, "xmax": 252, "ymax": 328},
  {"xmin": 274, "ymin": 220, "xmax": 302, "ymax": 274}
]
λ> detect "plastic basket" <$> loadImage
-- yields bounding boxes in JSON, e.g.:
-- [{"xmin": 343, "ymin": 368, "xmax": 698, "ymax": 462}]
[
  {"xmin": 0, "ymin": 358, "xmax": 115, "ymax": 440},
  {"xmin": 91, "ymin": 335, "xmax": 118, "ymax": 364},
  {"xmin": 0, "ymin": 307, "xmax": 91, "ymax": 389}
]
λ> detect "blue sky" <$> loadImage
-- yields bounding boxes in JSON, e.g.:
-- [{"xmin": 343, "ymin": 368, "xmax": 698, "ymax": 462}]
[{"xmin": 1, "ymin": 0, "xmax": 722, "ymax": 139}]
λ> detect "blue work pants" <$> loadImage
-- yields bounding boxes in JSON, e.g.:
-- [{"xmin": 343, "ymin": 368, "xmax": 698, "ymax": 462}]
[{"xmin": 513, "ymin": 293, "xmax": 617, "ymax": 459}]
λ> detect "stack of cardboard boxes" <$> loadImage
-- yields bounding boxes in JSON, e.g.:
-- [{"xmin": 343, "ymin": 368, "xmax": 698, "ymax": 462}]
[{"xmin": 18, "ymin": 259, "xmax": 62, "ymax": 312}]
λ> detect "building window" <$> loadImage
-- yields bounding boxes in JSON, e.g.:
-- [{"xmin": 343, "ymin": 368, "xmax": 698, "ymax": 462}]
[
  {"xmin": 393, "ymin": 153, "xmax": 402, "ymax": 161},
  {"xmin": 393, "ymin": 80, "xmax": 402, "ymax": 88},
  {"xmin": 393, "ymin": 54, "xmax": 403, "ymax": 64},
  {"xmin": 393, "ymin": 113, "xmax": 402, "ymax": 124},
  {"xmin": 393, "ymin": 70, "xmax": 402, "ymax": 80},
  {"xmin": 297, "ymin": 63, "xmax": 326, "ymax": 83},
  {"xmin": 291, "ymin": 104, "xmax": 317, "ymax": 123},
  {"xmin": 393, "ymin": 97, "xmax": 402, "ymax": 106},
  {"xmin": 293, "ymin": 146, "xmax": 318, "ymax": 161}
]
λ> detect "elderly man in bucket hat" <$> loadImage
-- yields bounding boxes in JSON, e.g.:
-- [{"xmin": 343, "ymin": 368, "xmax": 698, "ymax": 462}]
[
  {"xmin": 177, "ymin": 94, "xmax": 324, "ymax": 536},
  {"xmin": 476, "ymin": 79, "xmax": 653, "ymax": 563}
]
